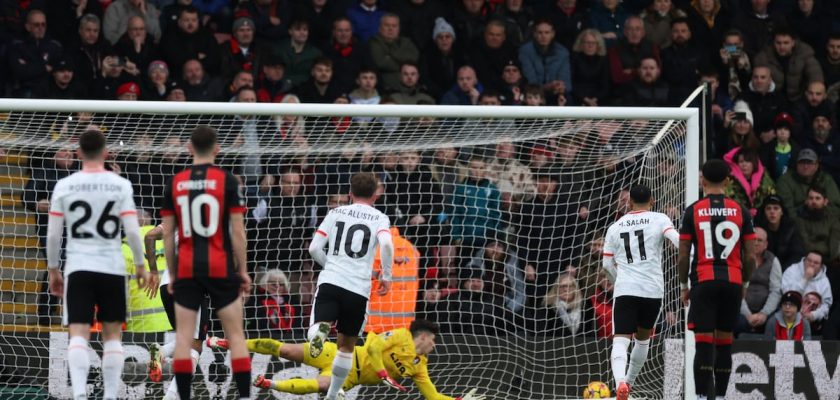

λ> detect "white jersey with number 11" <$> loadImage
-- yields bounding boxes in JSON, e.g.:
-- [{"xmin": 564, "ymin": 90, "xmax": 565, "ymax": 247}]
[
  {"xmin": 603, "ymin": 210, "xmax": 679, "ymax": 299},
  {"xmin": 313, "ymin": 203, "xmax": 391, "ymax": 298}
]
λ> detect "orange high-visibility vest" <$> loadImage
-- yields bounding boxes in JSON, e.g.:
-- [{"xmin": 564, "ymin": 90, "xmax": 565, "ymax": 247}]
[{"xmin": 366, "ymin": 227, "xmax": 419, "ymax": 333}]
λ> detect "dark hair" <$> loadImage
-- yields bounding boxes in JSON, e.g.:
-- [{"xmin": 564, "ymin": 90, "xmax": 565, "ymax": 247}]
[
  {"xmin": 772, "ymin": 26, "xmax": 796, "ymax": 40},
  {"xmin": 531, "ymin": 17, "xmax": 554, "ymax": 30},
  {"xmin": 670, "ymin": 17, "xmax": 690, "ymax": 29},
  {"xmin": 807, "ymin": 250, "xmax": 825, "ymax": 261},
  {"xmin": 478, "ymin": 89, "xmax": 501, "ymax": 102},
  {"xmin": 629, "ymin": 184, "xmax": 652, "ymax": 204},
  {"xmin": 79, "ymin": 129, "xmax": 106, "ymax": 158},
  {"xmin": 190, "ymin": 125, "xmax": 217, "ymax": 155},
  {"xmin": 702, "ymin": 159, "xmax": 730, "ymax": 184},
  {"xmin": 289, "ymin": 19, "xmax": 308, "ymax": 29},
  {"xmin": 350, "ymin": 172, "xmax": 378, "ymax": 198},
  {"xmin": 357, "ymin": 67, "xmax": 378, "ymax": 77},
  {"xmin": 808, "ymin": 184, "xmax": 828, "ymax": 198},
  {"xmin": 312, "ymin": 56, "xmax": 333, "ymax": 69},
  {"xmin": 734, "ymin": 148, "xmax": 760, "ymax": 167},
  {"xmin": 410, "ymin": 319, "xmax": 440, "ymax": 337},
  {"xmin": 179, "ymin": 5, "xmax": 199, "ymax": 18}
]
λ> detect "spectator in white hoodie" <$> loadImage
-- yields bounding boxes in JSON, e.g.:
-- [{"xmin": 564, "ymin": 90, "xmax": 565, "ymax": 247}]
[{"xmin": 782, "ymin": 251, "xmax": 833, "ymax": 334}]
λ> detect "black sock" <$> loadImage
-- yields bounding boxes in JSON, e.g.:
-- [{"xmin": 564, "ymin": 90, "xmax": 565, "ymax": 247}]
[
  {"xmin": 694, "ymin": 340, "xmax": 715, "ymax": 397},
  {"xmin": 173, "ymin": 358, "xmax": 193, "ymax": 400},
  {"xmin": 715, "ymin": 343, "xmax": 733, "ymax": 397},
  {"xmin": 232, "ymin": 357, "xmax": 251, "ymax": 398}
]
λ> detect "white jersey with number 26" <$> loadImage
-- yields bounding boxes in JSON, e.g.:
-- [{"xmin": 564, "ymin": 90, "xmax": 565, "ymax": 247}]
[
  {"xmin": 603, "ymin": 210, "xmax": 679, "ymax": 299},
  {"xmin": 49, "ymin": 171, "xmax": 137, "ymax": 277},
  {"xmin": 314, "ymin": 203, "xmax": 391, "ymax": 298}
]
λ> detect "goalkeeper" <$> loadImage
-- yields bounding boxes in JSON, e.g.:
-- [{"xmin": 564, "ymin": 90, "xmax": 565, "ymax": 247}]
[{"xmin": 206, "ymin": 319, "xmax": 484, "ymax": 400}]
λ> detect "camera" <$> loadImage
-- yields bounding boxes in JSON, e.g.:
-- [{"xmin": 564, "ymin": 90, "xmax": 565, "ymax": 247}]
[
  {"xmin": 724, "ymin": 44, "xmax": 738, "ymax": 54},
  {"xmin": 734, "ymin": 112, "xmax": 747, "ymax": 121}
]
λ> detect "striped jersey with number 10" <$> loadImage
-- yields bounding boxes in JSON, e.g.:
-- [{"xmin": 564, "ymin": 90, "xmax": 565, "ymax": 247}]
[
  {"xmin": 314, "ymin": 203, "xmax": 391, "ymax": 299},
  {"xmin": 48, "ymin": 171, "xmax": 138, "ymax": 277},
  {"xmin": 160, "ymin": 164, "xmax": 246, "ymax": 280},
  {"xmin": 679, "ymin": 194, "xmax": 755, "ymax": 285}
]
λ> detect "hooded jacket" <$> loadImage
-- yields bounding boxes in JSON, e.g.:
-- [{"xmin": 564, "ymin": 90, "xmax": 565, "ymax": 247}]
[
  {"xmin": 764, "ymin": 309, "xmax": 811, "ymax": 340},
  {"xmin": 781, "ymin": 259, "xmax": 834, "ymax": 320}
]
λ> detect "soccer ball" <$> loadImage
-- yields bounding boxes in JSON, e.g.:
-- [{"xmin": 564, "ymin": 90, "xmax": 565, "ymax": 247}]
[{"xmin": 582, "ymin": 381, "xmax": 611, "ymax": 399}]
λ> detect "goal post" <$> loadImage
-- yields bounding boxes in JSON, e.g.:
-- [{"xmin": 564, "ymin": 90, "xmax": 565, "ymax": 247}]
[{"xmin": 0, "ymin": 99, "xmax": 699, "ymax": 399}]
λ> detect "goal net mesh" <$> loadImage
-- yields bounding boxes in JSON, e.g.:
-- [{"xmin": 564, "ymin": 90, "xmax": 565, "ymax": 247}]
[{"xmin": 0, "ymin": 106, "xmax": 688, "ymax": 399}]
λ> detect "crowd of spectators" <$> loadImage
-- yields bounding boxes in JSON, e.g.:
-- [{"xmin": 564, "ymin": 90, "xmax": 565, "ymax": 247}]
[{"xmin": 10, "ymin": 0, "xmax": 840, "ymax": 340}]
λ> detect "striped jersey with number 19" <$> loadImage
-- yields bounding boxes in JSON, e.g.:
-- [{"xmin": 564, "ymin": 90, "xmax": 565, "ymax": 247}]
[
  {"xmin": 160, "ymin": 164, "xmax": 246, "ymax": 280},
  {"xmin": 679, "ymin": 194, "xmax": 755, "ymax": 285}
]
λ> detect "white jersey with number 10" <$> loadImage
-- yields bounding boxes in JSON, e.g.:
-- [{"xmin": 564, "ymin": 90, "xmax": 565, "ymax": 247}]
[
  {"xmin": 603, "ymin": 210, "xmax": 679, "ymax": 299},
  {"xmin": 314, "ymin": 203, "xmax": 391, "ymax": 298},
  {"xmin": 49, "ymin": 171, "xmax": 137, "ymax": 277}
]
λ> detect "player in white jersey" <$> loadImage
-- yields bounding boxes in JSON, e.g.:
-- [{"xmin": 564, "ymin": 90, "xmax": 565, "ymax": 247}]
[
  {"xmin": 307, "ymin": 172, "xmax": 398, "ymax": 400},
  {"xmin": 46, "ymin": 129, "xmax": 150, "ymax": 400},
  {"xmin": 602, "ymin": 185, "xmax": 679, "ymax": 400}
]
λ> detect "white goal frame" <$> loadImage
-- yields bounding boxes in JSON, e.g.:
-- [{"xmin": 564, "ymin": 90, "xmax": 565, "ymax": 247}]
[{"xmin": 0, "ymin": 98, "xmax": 701, "ymax": 398}]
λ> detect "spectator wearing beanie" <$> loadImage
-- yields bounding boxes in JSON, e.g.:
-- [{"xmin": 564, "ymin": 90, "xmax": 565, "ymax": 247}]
[
  {"xmin": 116, "ymin": 81, "xmax": 141, "ymax": 100},
  {"xmin": 420, "ymin": 17, "xmax": 467, "ymax": 101},
  {"xmin": 754, "ymin": 195, "xmax": 806, "ymax": 269},
  {"xmin": 716, "ymin": 100, "xmax": 760, "ymax": 158},
  {"xmin": 46, "ymin": 56, "xmax": 87, "ymax": 99},
  {"xmin": 142, "ymin": 60, "xmax": 171, "ymax": 100},
  {"xmin": 759, "ymin": 112, "xmax": 801, "ymax": 180},
  {"xmin": 764, "ymin": 290, "xmax": 811, "ymax": 340},
  {"xmin": 256, "ymin": 54, "xmax": 293, "ymax": 103},
  {"xmin": 805, "ymin": 106, "xmax": 840, "ymax": 184},
  {"xmin": 103, "ymin": 0, "xmax": 161, "ymax": 45},
  {"xmin": 220, "ymin": 16, "xmax": 261, "ymax": 81}
]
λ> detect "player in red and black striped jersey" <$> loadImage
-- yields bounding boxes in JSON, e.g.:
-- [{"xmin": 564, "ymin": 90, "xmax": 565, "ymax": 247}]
[
  {"xmin": 160, "ymin": 126, "xmax": 252, "ymax": 400},
  {"xmin": 678, "ymin": 159, "xmax": 756, "ymax": 400}
]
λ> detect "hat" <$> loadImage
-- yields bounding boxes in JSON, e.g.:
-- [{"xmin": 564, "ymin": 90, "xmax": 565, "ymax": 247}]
[
  {"xmin": 797, "ymin": 148, "xmax": 818, "ymax": 162},
  {"xmin": 52, "ymin": 56, "xmax": 74, "ymax": 72},
  {"xmin": 762, "ymin": 194, "xmax": 783, "ymax": 208},
  {"xmin": 733, "ymin": 100, "xmax": 754, "ymax": 126},
  {"xmin": 812, "ymin": 103, "xmax": 833, "ymax": 120},
  {"xmin": 432, "ymin": 17, "xmax": 456, "ymax": 40},
  {"xmin": 780, "ymin": 290, "xmax": 802, "ymax": 311},
  {"xmin": 233, "ymin": 16, "xmax": 255, "ymax": 31},
  {"xmin": 773, "ymin": 112, "xmax": 794, "ymax": 130},
  {"xmin": 503, "ymin": 58, "xmax": 521, "ymax": 70},
  {"xmin": 167, "ymin": 80, "xmax": 182, "ymax": 92},
  {"xmin": 117, "ymin": 82, "xmax": 141, "ymax": 97},
  {"xmin": 148, "ymin": 60, "xmax": 168, "ymax": 75}
]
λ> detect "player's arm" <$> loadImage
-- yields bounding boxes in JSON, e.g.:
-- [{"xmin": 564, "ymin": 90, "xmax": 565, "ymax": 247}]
[
  {"xmin": 677, "ymin": 207, "xmax": 694, "ymax": 299},
  {"xmin": 662, "ymin": 218, "xmax": 679, "ymax": 248},
  {"xmin": 412, "ymin": 361, "xmax": 485, "ymax": 400},
  {"xmin": 740, "ymin": 205, "xmax": 757, "ymax": 283},
  {"xmin": 308, "ymin": 212, "xmax": 334, "ymax": 267},
  {"xmin": 364, "ymin": 330, "xmax": 407, "ymax": 392},
  {"xmin": 144, "ymin": 224, "xmax": 163, "ymax": 272},
  {"xmin": 230, "ymin": 212, "xmax": 251, "ymax": 294},
  {"xmin": 119, "ymin": 186, "xmax": 150, "ymax": 289},
  {"xmin": 377, "ymin": 229, "xmax": 394, "ymax": 295},
  {"xmin": 162, "ymin": 215, "xmax": 177, "ymax": 288},
  {"xmin": 46, "ymin": 194, "xmax": 65, "ymax": 297},
  {"xmin": 601, "ymin": 226, "xmax": 617, "ymax": 284}
]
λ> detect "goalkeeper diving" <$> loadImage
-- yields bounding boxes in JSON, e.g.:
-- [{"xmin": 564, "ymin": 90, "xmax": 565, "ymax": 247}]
[{"xmin": 206, "ymin": 319, "xmax": 485, "ymax": 400}]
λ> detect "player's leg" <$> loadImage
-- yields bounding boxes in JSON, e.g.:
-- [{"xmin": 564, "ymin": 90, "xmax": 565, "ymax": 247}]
[
  {"xmin": 256, "ymin": 375, "xmax": 332, "ymax": 394},
  {"xmin": 213, "ymin": 278, "xmax": 251, "ymax": 400},
  {"xmin": 90, "ymin": 273, "xmax": 128, "ymax": 400},
  {"xmin": 254, "ymin": 341, "xmax": 339, "ymax": 394},
  {"xmin": 610, "ymin": 296, "xmax": 637, "ymax": 400},
  {"xmin": 64, "ymin": 272, "xmax": 95, "ymax": 400},
  {"xmin": 690, "ymin": 284, "xmax": 716, "ymax": 399},
  {"xmin": 326, "ymin": 286, "xmax": 367, "ymax": 400},
  {"xmin": 308, "ymin": 284, "xmax": 341, "ymax": 359},
  {"xmin": 624, "ymin": 297, "xmax": 662, "ymax": 387},
  {"xmin": 159, "ymin": 287, "xmax": 206, "ymax": 400},
  {"xmin": 172, "ymin": 279, "xmax": 204, "ymax": 400},
  {"xmin": 711, "ymin": 283, "xmax": 742, "ymax": 400}
]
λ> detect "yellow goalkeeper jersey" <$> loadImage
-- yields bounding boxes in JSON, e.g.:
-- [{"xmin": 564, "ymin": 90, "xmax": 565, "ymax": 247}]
[{"xmin": 354, "ymin": 328, "xmax": 454, "ymax": 400}]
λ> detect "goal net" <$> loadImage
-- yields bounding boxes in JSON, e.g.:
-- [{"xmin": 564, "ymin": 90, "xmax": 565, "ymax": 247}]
[{"xmin": 0, "ymin": 100, "xmax": 698, "ymax": 399}]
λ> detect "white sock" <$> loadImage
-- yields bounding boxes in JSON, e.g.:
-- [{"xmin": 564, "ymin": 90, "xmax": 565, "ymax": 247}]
[
  {"xmin": 67, "ymin": 336, "xmax": 91, "ymax": 400},
  {"xmin": 102, "ymin": 340, "xmax": 124, "ymax": 399},
  {"xmin": 161, "ymin": 341, "xmax": 176, "ymax": 359},
  {"xmin": 611, "ymin": 336, "xmax": 631, "ymax": 386},
  {"xmin": 625, "ymin": 338, "xmax": 650, "ymax": 385},
  {"xmin": 326, "ymin": 350, "xmax": 353, "ymax": 400}
]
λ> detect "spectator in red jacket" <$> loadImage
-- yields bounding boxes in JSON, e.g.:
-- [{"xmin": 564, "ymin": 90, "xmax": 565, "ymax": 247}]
[
  {"xmin": 764, "ymin": 290, "xmax": 811, "ymax": 340},
  {"xmin": 590, "ymin": 269, "xmax": 614, "ymax": 339},
  {"xmin": 245, "ymin": 269, "xmax": 302, "ymax": 334},
  {"xmin": 607, "ymin": 15, "xmax": 660, "ymax": 88}
]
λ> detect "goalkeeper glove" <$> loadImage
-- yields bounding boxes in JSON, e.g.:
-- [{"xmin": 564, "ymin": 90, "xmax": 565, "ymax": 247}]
[
  {"xmin": 376, "ymin": 369, "xmax": 407, "ymax": 392},
  {"xmin": 456, "ymin": 388, "xmax": 486, "ymax": 400}
]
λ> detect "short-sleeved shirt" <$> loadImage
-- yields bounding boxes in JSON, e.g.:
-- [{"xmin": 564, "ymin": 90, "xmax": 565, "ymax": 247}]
[
  {"xmin": 160, "ymin": 164, "xmax": 246, "ymax": 280},
  {"xmin": 679, "ymin": 194, "xmax": 756, "ymax": 285},
  {"xmin": 314, "ymin": 203, "xmax": 391, "ymax": 298},
  {"xmin": 49, "ymin": 170, "xmax": 137, "ymax": 277},
  {"xmin": 604, "ymin": 210, "xmax": 676, "ymax": 299}
]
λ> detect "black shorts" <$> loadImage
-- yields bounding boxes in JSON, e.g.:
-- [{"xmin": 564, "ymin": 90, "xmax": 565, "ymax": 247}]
[
  {"xmin": 64, "ymin": 271, "xmax": 127, "ymax": 325},
  {"xmin": 688, "ymin": 280, "xmax": 742, "ymax": 333},
  {"xmin": 160, "ymin": 284, "xmax": 209, "ymax": 341},
  {"xmin": 613, "ymin": 295, "xmax": 662, "ymax": 335},
  {"xmin": 172, "ymin": 276, "xmax": 241, "ymax": 312},
  {"xmin": 311, "ymin": 283, "xmax": 368, "ymax": 337}
]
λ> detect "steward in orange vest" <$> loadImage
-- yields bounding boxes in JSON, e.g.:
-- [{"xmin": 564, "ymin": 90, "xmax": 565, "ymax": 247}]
[{"xmin": 367, "ymin": 226, "xmax": 420, "ymax": 333}]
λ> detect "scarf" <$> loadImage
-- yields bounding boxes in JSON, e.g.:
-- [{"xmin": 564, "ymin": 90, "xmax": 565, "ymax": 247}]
[{"xmin": 555, "ymin": 299, "xmax": 582, "ymax": 335}]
